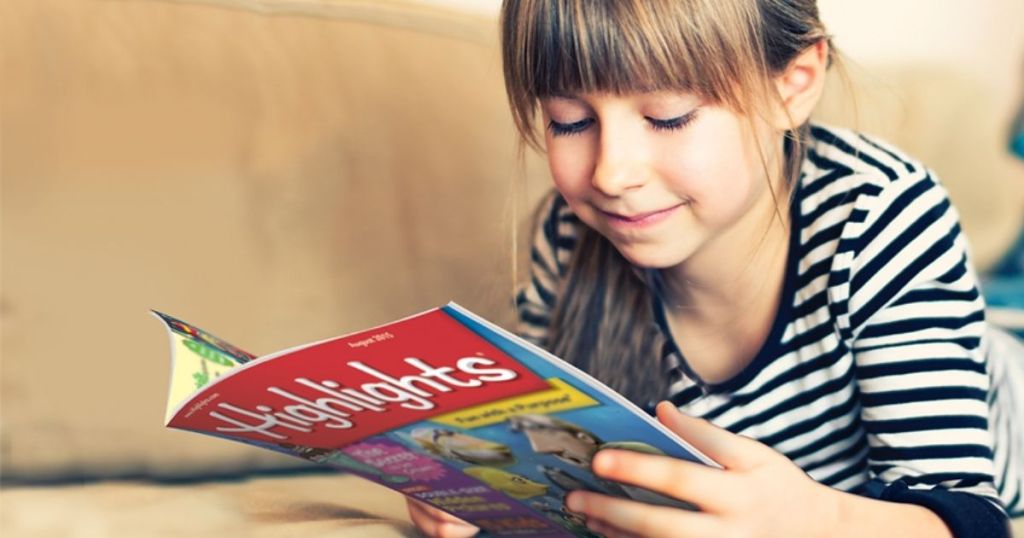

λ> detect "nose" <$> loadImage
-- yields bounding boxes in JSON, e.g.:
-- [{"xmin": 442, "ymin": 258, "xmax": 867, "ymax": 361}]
[{"xmin": 591, "ymin": 127, "xmax": 649, "ymax": 197}]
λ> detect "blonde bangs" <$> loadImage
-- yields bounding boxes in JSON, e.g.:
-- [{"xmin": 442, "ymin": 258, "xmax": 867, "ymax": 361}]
[{"xmin": 501, "ymin": 0, "xmax": 770, "ymax": 149}]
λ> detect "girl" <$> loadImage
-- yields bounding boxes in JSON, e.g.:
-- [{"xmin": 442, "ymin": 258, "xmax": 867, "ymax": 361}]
[{"xmin": 409, "ymin": 1, "xmax": 1023, "ymax": 536}]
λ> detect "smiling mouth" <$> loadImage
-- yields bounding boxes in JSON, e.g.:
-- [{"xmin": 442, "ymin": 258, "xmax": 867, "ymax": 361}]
[{"xmin": 599, "ymin": 203, "xmax": 687, "ymax": 226}]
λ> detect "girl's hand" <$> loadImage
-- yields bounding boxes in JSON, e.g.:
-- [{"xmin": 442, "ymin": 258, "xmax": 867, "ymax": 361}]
[
  {"xmin": 406, "ymin": 497, "xmax": 479, "ymax": 538},
  {"xmin": 564, "ymin": 401, "xmax": 839, "ymax": 538}
]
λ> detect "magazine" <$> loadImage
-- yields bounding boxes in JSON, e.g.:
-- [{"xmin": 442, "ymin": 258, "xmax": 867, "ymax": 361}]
[{"xmin": 155, "ymin": 302, "xmax": 716, "ymax": 537}]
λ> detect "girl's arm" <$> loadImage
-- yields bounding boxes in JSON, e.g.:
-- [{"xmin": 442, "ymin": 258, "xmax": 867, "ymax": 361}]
[{"xmin": 834, "ymin": 149, "xmax": 1009, "ymax": 533}]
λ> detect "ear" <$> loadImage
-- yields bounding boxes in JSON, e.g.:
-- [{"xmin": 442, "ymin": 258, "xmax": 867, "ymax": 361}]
[{"xmin": 771, "ymin": 39, "xmax": 829, "ymax": 130}]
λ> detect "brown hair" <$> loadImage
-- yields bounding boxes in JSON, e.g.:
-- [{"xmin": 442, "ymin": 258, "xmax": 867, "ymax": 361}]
[{"xmin": 501, "ymin": 0, "xmax": 833, "ymax": 403}]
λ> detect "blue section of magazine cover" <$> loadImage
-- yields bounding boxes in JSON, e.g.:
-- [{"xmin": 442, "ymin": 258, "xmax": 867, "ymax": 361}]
[{"xmin": 439, "ymin": 304, "xmax": 709, "ymax": 466}]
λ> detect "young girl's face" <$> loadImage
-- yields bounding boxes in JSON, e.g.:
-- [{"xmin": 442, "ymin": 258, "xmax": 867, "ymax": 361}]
[{"xmin": 541, "ymin": 91, "xmax": 781, "ymax": 270}]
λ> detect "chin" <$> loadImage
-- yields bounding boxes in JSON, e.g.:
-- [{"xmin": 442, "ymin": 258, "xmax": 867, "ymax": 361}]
[{"xmin": 613, "ymin": 242, "xmax": 691, "ymax": 270}]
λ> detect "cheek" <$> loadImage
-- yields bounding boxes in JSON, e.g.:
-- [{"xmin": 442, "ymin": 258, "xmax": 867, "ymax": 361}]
[
  {"xmin": 661, "ymin": 131, "xmax": 764, "ymax": 222},
  {"xmin": 546, "ymin": 139, "xmax": 595, "ymax": 196},
  {"xmin": 698, "ymin": 168, "xmax": 764, "ymax": 226}
]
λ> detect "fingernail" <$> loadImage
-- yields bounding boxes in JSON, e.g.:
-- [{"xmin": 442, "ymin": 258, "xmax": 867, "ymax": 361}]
[
  {"xmin": 592, "ymin": 450, "xmax": 615, "ymax": 474},
  {"xmin": 565, "ymin": 492, "xmax": 583, "ymax": 512}
]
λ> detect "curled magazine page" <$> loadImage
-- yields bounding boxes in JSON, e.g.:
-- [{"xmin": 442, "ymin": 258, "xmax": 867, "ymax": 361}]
[{"xmin": 153, "ymin": 311, "xmax": 257, "ymax": 424}]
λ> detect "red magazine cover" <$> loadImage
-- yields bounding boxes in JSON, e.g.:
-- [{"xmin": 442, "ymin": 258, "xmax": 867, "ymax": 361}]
[{"xmin": 156, "ymin": 303, "xmax": 715, "ymax": 537}]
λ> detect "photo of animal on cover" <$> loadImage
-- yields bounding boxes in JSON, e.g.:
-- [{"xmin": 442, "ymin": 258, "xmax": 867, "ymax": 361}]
[{"xmin": 394, "ymin": 404, "xmax": 699, "ymax": 504}]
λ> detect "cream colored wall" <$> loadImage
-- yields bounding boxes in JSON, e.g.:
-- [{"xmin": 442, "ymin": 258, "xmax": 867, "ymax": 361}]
[{"xmin": 820, "ymin": 0, "xmax": 1023, "ymax": 93}]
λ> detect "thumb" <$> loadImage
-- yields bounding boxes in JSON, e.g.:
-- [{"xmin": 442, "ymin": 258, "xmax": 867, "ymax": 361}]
[{"xmin": 655, "ymin": 401, "xmax": 768, "ymax": 469}]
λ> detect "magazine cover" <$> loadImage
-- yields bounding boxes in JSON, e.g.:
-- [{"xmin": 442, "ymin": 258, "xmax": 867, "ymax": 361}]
[{"xmin": 155, "ymin": 303, "xmax": 716, "ymax": 537}]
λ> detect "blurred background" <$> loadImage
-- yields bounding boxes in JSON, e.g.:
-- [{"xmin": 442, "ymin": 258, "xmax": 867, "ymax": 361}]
[{"xmin": 2, "ymin": 0, "xmax": 1023, "ymax": 535}]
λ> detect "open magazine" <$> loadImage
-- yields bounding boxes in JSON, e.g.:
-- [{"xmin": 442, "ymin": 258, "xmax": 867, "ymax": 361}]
[{"xmin": 155, "ymin": 302, "xmax": 716, "ymax": 537}]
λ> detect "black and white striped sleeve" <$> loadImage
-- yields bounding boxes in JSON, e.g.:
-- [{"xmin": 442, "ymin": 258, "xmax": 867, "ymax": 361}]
[{"xmin": 832, "ymin": 167, "xmax": 1008, "ymax": 535}]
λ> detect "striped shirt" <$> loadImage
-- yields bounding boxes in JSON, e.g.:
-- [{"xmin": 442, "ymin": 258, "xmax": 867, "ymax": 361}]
[{"xmin": 516, "ymin": 124, "xmax": 1023, "ymax": 534}]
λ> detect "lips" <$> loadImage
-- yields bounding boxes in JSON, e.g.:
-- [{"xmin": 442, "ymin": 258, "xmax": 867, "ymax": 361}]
[{"xmin": 599, "ymin": 203, "xmax": 686, "ymax": 227}]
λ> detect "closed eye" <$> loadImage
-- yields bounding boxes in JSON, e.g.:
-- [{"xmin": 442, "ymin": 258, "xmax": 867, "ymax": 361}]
[
  {"xmin": 646, "ymin": 109, "xmax": 699, "ymax": 132},
  {"xmin": 548, "ymin": 118, "xmax": 594, "ymax": 137},
  {"xmin": 549, "ymin": 109, "xmax": 699, "ymax": 137}
]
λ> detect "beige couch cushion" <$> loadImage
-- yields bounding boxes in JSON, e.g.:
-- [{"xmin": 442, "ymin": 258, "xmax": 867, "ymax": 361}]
[
  {"xmin": 2, "ymin": 0, "xmax": 548, "ymax": 480},
  {"xmin": 0, "ymin": 474, "xmax": 416, "ymax": 537}
]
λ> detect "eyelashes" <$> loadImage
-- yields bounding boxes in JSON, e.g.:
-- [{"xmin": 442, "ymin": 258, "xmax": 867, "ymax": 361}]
[
  {"xmin": 648, "ymin": 110, "xmax": 699, "ymax": 132},
  {"xmin": 547, "ymin": 118, "xmax": 594, "ymax": 136},
  {"xmin": 547, "ymin": 109, "xmax": 699, "ymax": 137}
]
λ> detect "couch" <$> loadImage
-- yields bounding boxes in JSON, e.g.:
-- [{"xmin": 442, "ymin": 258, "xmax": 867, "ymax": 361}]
[{"xmin": 2, "ymin": 0, "xmax": 1022, "ymax": 535}]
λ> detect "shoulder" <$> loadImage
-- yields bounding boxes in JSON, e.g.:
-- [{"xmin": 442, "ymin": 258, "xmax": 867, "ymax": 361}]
[
  {"xmin": 797, "ymin": 124, "xmax": 958, "ymax": 252},
  {"xmin": 805, "ymin": 124, "xmax": 925, "ymax": 181},
  {"xmin": 796, "ymin": 125, "xmax": 978, "ymax": 338},
  {"xmin": 800, "ymin": 124, "xmax": 934, "ymax": 209}
]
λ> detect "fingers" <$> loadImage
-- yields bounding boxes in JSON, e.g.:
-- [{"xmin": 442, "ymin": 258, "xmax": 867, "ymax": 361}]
[
  {"xmin": 567, "ymin": 491, "xmax": 721, "ymax": 538},
  {"xmin": 655, "ymin": 401, "xmax": 767, "ymax": 469},
  {"xmin": 406, "ymin": 498, "xmax": 479, "ymax": 538},
  {"xmin": 589, "ymin": 448, "xmax": 735, "ymax": 510}
]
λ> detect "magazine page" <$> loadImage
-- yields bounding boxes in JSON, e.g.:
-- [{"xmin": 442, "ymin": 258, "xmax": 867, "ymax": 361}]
[
  {"xmin": 153, "ymin": 311, "xmax": 256, "ymax": 423},
  {"xmin": 156, "ymin": 304, "xmax": 715, "ymax": 536}
]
